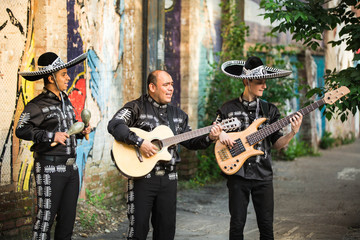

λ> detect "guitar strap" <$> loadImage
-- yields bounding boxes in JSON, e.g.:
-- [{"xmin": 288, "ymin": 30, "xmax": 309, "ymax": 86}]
[
  {"xmin": 260, "ymin": 99, "xmax": 269, "ymax": 119},
  {"xmin": 167, "ymin": 105, "xmax": 176, "ymax": 135}
]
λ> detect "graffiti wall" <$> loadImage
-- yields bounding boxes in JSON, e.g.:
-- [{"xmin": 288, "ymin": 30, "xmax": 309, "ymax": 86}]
[
  {"xmin": 0, "ymin": 0, "xmax": 220, "ymax": 203},
  {"xmin": 0, "ymin": 0, "xmax": 143, "ymax": 198},
  {"xmin": 0, "ymin": 0, "xmax": 35, "ymax": 189},
  {"xmin": 165, "ymin": 0, "xmax": 182, "ymax": 107},
  {"xmin": 0, "ymin": 0, "xmax": 146, "ymax": 236},
  {"xmin": 0, "ymin": 0, "xmax": 220, "ymax": 235}
]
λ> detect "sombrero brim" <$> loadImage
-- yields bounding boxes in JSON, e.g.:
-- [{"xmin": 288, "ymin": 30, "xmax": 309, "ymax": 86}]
[
  {"xmin": 221, "ymin": 60, "xmax": 292, "ymax": 79},
  {"xmin": 18, "ymin": 52, "xmax": 88, "ymax": 81}
]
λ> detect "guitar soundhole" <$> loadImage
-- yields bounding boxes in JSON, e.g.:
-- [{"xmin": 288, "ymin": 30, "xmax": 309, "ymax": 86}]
[{"xmin": 151, "ymin": 139, "xmax": 163, "ymax": 152}]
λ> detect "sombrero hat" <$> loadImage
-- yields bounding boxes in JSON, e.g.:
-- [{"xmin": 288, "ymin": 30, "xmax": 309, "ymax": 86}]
[
  {"xmin": 18, "ymin": 52, "xmax": 87, "ymax": 81},
  {"xmin": 221, "ymin": 56, "xmax": 292, "ymax": 80}
]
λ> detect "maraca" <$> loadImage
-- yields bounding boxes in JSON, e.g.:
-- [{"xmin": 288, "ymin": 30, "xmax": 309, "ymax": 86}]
[
  {"xmin": 81, "ymin": 109, "xmax": 91, "ymax": 140},
  {"xmin": 50, "ymin": 122, "xmax": 85, "ymax": 147}
]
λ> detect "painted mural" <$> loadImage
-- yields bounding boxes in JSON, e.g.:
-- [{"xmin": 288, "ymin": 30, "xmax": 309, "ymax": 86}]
[
  {"xmin": 165, "ymin": 0, "xmax": 181, "ymax": 107},
  {"xmin": 0, "ymin": 0, "xmax": 35, "ymax": 190},
  {"xmin": 0, "ymin": 0, "xmax": 126, "ymax": 195},
  {"xmin": 73, "ymin": 0, "xmax": 126, "ymax": 196},
  {"xmin": 67, "ymin": 0, "xmax": 92, "ymax": 190}
]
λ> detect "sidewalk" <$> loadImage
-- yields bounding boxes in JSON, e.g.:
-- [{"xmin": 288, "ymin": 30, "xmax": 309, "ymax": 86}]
[{"xmin": 75, "ymin": 139, "xmax": 360, "ymax": 240}]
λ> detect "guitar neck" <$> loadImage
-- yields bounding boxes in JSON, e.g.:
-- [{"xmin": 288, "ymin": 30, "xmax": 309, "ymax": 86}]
[
  {"xmin": 247, "ymin": 99, "xmax": 326, "ymax": 145},
  {"xmin": 162, "ymin": 125, "xmax": 213, "ymax": 146}
]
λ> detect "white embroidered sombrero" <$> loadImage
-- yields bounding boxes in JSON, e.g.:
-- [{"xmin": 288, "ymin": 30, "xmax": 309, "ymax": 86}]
[
  {"xmin": 221, "ymin": 56, "xmax": 292, "ymax": 80},
  {"xmin": 18, "ymin": 52, "xmax": 87, "ymax": 81}
]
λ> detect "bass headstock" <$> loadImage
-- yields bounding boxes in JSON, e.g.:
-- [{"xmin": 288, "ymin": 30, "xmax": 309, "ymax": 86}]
[{"xmin": 323, "ymin": 86, "xmax": 350, "ymax": 105}]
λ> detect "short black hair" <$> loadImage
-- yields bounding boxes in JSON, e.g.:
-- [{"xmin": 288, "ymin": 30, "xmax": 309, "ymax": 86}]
[
  {"xmin": 43, "ymin": 74, "xmax": 52, "ymax": 85},
  {"xmin": 147, "ymin": 71, "xmax": 158, "ymax": 90}
]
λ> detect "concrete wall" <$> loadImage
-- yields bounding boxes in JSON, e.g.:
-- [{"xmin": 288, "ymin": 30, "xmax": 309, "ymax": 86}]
[{"xmin": 323, "ymin": 1, "xmax": 359, "ymax": 139}]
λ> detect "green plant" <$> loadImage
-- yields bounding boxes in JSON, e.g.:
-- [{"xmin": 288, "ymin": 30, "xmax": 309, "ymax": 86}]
[
  {"xmin": 319, "ymin": 131, "xmax": 336, "ymax": 149},
  {"xmin": 85, "ymin": 188, "xmax": 106, "ymax": 209},
  {"xmin": 273, "ymin": 138, "xmax": 318, "ymax": 160},
  {"xmin": 77, "ymin": 208, "xmax": 98, "ymax": 228},
  {"xmin": 260, "ymin": 0, "xmax": 360, "ymax": 122},
  {"xmin": 76, "ymin": 190, "xmax": 113, "ymax": 231},
  {"xmin": 195, "ymin": 150, "xmax": 223, "ymax": 183},
  {"xmin": 320, "ymin": 131, "xmax": 356, "ymax": 149},
  {"xmin": 340, "ymin": 132, "xmax": 356, "ymax": 145}
]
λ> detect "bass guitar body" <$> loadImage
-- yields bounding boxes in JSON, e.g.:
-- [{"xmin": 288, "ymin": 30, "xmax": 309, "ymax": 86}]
[
  {"xmin": 112, "ymin": 126, "xmax": 174, "ymax": 178},
  {"xmin": 215, "ymin": 118, "xmax": 267, "ymax": 175},
  {"xmin": 214, "ymin": 86, "xmax": 350, "ymax": 175}
]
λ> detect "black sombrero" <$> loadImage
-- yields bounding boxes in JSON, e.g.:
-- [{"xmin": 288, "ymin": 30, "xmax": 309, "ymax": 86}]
[
  {"xmin": 18, "ymin": 52, "xmax": 87, "ymax": 81},
  {"xmin": 221, "ymin": 56, "xmax": 292, "ymax": 80}
]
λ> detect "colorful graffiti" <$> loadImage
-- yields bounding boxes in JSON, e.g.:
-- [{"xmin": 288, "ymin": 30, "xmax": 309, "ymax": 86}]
[
  {"xmin": 0, "ymin": 0, "xmax": 97, "ymax": 192},
  {"xmin": 0, "ymin": 1, "xmax": 36, "ymax": 190},
  {"xmin": 165, "ymin": 0, "xmax": 181, "ymax": 107},
  {"xmin": 66, "ymin": 0, "xmax": 93, "ymax": 189}
]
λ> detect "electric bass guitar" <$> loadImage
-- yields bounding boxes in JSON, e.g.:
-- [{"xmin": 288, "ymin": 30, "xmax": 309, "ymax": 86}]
[
  {"xmin": 215, "ymin": 86, "xmax": 350, "ymax": 175},
  {"xmin": 112, "ymin": 117, "xmax": 240, "ymax": 177}
]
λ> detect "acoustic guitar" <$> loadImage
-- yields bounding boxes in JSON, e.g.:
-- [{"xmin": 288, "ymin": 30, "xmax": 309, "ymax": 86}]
[
  {"xmin": 112, "ymin": 117, "xmax": 240, "ymax": 177},
  {"xmin": 215, "ymin": 86, "xmax": 350, "ymax": 175}
]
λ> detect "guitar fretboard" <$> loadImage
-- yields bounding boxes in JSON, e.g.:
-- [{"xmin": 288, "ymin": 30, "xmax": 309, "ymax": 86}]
[
  {"xmin": 161, "ymin": 125, "xmax": 213, "ymax": 146},
  {"xmin": 246, "ymin": 99, "xmax": 326, "ymax": 145}
]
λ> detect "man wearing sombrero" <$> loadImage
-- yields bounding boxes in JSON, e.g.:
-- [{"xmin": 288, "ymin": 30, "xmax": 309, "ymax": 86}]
[
  {"xmin": 16, "ymin": 52, "xmax": 91, "ymax": 240},
  {"xmin": 216, "ymin": 56, "xmax": 303, "ymax": 239}
]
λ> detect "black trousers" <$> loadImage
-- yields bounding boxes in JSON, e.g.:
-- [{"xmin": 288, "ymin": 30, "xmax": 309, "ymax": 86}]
[
  {"xmin": 127, "ymin": 172, "xmax": 178, "ymax": 240},
  {"xmin": 32, "ymin": 159, "xmax": 80, "ymax": 240},
  {"xmin": 227, "ymin": 176, "xmax": 274, "ymax": 240}
]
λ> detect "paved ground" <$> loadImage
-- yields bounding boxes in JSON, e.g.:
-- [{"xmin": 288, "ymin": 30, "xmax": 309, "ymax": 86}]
[{"xmin": 76, "ymin": 139, "xmax": 360, "ymax": 240}]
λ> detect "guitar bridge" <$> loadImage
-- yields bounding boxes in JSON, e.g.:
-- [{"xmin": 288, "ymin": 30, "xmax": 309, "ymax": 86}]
[
  {"xmin": 217, "ymin": 148, "xmax": 230, "ymax": 161},
  {"xmin": 228, "ymin": 138, "xmax": 246, "ymax": 157}
]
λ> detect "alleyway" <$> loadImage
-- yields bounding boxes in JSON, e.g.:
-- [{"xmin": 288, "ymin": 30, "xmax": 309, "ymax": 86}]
[{"xmin": 76, "ymin": 139, "xmax": 360, "ymax": 240}]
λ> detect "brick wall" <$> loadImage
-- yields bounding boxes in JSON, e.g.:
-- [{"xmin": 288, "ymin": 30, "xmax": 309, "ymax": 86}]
[{"xmin": 0, "ymin": 185, "xmax": 36, "ymax": 238}]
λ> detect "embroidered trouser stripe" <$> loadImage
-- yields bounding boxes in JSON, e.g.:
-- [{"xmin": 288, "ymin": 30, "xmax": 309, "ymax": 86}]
[
  {"xmin": 32, "ymin": 160, "xmax": 79, "ymax": 240},
  {"xmin": 126, "ymin": 173, "xmax": 178, "ymax": 240}
]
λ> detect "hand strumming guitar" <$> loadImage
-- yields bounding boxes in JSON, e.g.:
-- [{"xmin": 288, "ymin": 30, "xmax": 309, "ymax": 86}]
[{"xmin": 140, "ymin": 140, "xmax": 159, "ymax": 158}]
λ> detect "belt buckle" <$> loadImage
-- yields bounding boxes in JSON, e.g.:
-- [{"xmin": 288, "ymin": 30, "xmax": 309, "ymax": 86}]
[
  {"xmin": 66, "ymin": 158, "xmax": 75, "ymax": 166},
  {"xmin": 155, "ymin": 169, "xmax": 165, "ymax": 176}
]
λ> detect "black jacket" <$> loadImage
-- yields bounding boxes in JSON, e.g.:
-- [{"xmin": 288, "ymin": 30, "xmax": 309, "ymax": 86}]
[
  {"xmin": 15, "ymin": 88, "xmax": 79, "ymax": 157},
  {"xmin": 108, "ymin": 95, "xmax": 212, "ymax": 165},
  {"xmin": 215, "ymin": 97, "xmax": 283, "ymax": 180}
]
